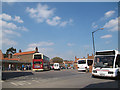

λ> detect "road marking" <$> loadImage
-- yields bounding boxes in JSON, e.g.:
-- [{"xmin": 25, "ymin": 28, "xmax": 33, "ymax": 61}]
[
  {"xmin": 11, "ymin": 82, "xmax": 18, "ymax": 86},
  {"xmin": 10, "ymin": 81, "xmax": 31, "ymax": 86}
]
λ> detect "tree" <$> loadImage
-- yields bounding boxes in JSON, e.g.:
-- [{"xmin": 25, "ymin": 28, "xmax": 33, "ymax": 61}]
[
  {"xmin": 5, "ymin": 47, "xmax": 16, "ymax": 58},
  {"xmin": 51, "ymin": 57, "xmax": 63, "ymax": 63}
]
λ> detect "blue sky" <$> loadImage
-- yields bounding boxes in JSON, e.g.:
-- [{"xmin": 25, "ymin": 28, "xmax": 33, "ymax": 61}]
[{"xmin": 0, "ymin": 2, "xmax": 118, "ymax": 60}]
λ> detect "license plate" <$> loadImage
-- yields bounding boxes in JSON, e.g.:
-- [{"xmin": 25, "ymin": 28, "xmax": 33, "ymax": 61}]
[{"xmin": 100, "ymin": 73, "xmax": 105, "ymax": 76}]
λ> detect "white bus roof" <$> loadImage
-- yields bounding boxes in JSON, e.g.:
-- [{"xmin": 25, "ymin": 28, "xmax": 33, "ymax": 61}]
[
  {"xmin": 77, "ymin": 59, "xmax": 93, "ymax": 61},
  {"xmin": 96, "ymin": 50, "xmax": 120, "ymax": 54}
]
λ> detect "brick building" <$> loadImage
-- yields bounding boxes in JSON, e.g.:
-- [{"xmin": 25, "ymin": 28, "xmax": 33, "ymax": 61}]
[
  {"xmin": 1, "ymin": 47, "xmax": 39, "ymax": 71},
  {"xmin": 12, "ymin": 51, "xmax": 36, "ymax": 64},
  {"xmin": 12, "ymin": 47, "xmax": 39, "ymax": 63}
]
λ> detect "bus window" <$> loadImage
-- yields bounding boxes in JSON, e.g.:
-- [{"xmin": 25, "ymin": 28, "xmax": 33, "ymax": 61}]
[
  {"xmin": 115, "ymin": 55, "xmax": 120, "ymax": 68},
  {"xmin": 34, "ymin": 55, "xmax": 42, "ymax": 59},
  {"xmin": 33, "ymin": 61, "xmax": 42, "ymax": 64},
  {"xmin": 87, "ymin": 60, "xmax": 93, "ymax": 66}
]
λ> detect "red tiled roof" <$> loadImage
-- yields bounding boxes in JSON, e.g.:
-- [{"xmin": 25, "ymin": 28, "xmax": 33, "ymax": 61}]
[
  {"xmin": 0, "ymin": 50, "xmax": 3, "ymax": 59},
  {"xmin": 3, "ymin": 58, "xmax": 20, "ymax": 61},
  {"xmin": 64, "ymin": 61, "xmax": 73, "ymax": 64},
  {"xmin": 14, "ymin": 51, "xmax": 36, "ymax": 56}
]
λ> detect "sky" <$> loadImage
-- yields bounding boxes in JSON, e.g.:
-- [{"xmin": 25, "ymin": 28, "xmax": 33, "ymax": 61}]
[{"xmin": 0, "ymin": 2, "xmax": 119, "ymax": 60}]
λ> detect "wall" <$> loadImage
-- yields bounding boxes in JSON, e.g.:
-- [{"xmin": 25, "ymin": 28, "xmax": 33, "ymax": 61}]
[{"xmin": 12, "ymin": 54, "xmax": 33, "ymax": 63}]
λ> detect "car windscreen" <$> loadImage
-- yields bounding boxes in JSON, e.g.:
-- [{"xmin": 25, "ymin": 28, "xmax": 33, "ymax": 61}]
[{"xmin": 78, "ymin": 60, "xmax": 86, "ymax": 64}]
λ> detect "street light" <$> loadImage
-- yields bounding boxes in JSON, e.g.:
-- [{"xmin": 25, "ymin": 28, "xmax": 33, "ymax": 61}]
[{"xmin": 92, "ymin": 28, "xmax": 104, "ymax": 55}]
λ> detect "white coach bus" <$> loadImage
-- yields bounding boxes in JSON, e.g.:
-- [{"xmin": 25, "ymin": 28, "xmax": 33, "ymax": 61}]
[
  {"xmin": 92, "ymin": 50, "xmax": 120, "ymax": 78},
  {"xmin": 77, "ymin": 59, "xmax": 93, "ymax": 72}
]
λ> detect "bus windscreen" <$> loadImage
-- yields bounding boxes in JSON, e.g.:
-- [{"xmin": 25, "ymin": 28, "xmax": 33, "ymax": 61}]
[{"xmin": 94, "ymin": 56, "xmax": 115, "ymax": 68}]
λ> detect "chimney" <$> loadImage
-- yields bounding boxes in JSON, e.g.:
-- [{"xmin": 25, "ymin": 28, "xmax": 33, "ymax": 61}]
[
  {"xmin": 19, "ymin": 49, "xmax": 22, "ymax": 53},
  {"xmin": 75, "ymin": 56, "xmax": 77, "ymax": 60},
  {"xmin": 87, "ymin": 54, "xmax": 89, "ymax": 59},
  {"xmin": 87, "ymin": 54, "xmax": 89, "ymax": 57},
  {"xmin": 35, "ymin": 47, "xmax": 38, "ymax": 53}
]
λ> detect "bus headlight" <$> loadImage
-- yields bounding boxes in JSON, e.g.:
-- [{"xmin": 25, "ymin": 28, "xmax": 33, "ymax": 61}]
[
  {"xmin": 108, "ymin": 71, "xmax": 113, "ymax": 74},
  {"xmin": 93, "ymin": 70, "xmax": 97, "ymax": 73}
]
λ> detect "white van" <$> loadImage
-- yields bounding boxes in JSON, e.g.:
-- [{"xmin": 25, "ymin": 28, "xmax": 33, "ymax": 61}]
[
  {"xmin": 54, "ymin": 63, "xmax": 60, "ymax": 70},
  {"xmin": 77, "ymin": 59, "xmax": 93, "ymax": 72}
]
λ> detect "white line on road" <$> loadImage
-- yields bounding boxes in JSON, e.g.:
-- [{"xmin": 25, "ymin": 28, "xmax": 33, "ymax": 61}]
[
  {"xmin": 10, "ymin": 82, "xmax": 18, "ymax": 86},
  {"xmin": 10, "ymin": 81, "xmax": 31, "ymax": 86}
]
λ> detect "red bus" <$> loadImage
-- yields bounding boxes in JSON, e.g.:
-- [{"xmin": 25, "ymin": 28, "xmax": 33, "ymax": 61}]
[{"xmin": 32, "ymin": 53, "xmax": 50, "ymax": 71}]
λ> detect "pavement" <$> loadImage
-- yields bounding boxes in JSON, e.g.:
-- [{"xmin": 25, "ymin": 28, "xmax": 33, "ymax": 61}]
[{"xmin": 1, "ymin": 69, "xmax": 120, "ymax": 88}]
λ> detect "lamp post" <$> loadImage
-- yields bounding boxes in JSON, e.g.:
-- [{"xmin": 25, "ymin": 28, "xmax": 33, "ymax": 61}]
[{"xmin": 92, "ymin": 28, "xmax": 104, "ymax": 55}]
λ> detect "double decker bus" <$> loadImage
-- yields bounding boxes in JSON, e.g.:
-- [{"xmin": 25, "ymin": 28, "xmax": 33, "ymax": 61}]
[
  {"xmin": 92, "ymin": 50, "xmax": 120, "ymax": 78},
  {"xmin": 32, "ymin": 53, "xmax": 50, "ymax": 71}
]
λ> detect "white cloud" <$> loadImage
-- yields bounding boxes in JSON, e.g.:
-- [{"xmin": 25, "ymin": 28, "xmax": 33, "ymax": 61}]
[
  {"xmin": 24, "ymin": 47, "xmax": 35, "ymax": 51},
  {"xmin": 104, "ymin": 10, "xmax": 115, "ymax": 18},
  {"xmin": 103, "ymin": 17, "xmax": 118, "ymax": 32},
  {"xmin": 100, "ymin": 34, "xmax": 112, "ymax": 39},
  {"xmin": 0, "ymin": 13, "xmax": 12, "ymax": 21},
  {"xmin": 46, "ymin": 16, "xmax": 61, "ymax": 26},
  {"xmin": 26, "ymin": 3, "xmax": 73, "ymax": 27},
  {"xmin": 67, "ymin": 43, "xmax": 75, "ymax": 46},
  {"xmin": 59, "ymin": 19, "xmax": 73, "ymax": 27},
  {"xmin": 28, "ymin": 41, "xmax": 54, "ymax": 47},
  {"xmin": 25, "ymin": 47, "xmax": 54, "ymax": 56},
  {"xmin": 1, "ymin": 19, "xmax": 17, "ymax": 29},
  {"xmin": 26, "ymin": 3, "xmax": 55, "ymax": 23},
  {"xmin": 0, "ymin": 13, "xmax": 28, "ymax": 46},
  {"xmin": 3, "ymin": 29, "xmax": 21, "ymax": 37},
  {"xmin": 13, "ymin": 16, "xmax": 24, "ymax": 23},
  {"xmin": 1, "ymin": 19, "xmax": 28, "ymax": 31},
  {"xmin": 0, "ymin": 13, "xmax": 24, "ymax": 23},
  {"xmin": 2, "ymin": 38, "xmax": 17, "ymax": 46}
]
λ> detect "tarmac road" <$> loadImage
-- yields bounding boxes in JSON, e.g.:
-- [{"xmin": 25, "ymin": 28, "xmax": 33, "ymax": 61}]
[{"xmin": 2, "ymin": 69, "xmax": 119, "ymax": 88}]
